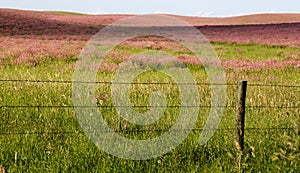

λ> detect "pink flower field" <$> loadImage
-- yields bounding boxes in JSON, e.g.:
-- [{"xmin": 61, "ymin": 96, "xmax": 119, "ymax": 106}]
[{"xmin": 1, "ymin": 8, "xmax": 299, "ymax": 70}]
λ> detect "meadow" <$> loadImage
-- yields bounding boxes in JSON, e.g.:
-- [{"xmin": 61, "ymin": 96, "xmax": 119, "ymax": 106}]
[
  {"xmin": 0, "ymin": 40, "xmax": 299, "ymax": 172},
  {"xmin": 0, "ymin": 8, "xmax": 300, "ymax": 172}
]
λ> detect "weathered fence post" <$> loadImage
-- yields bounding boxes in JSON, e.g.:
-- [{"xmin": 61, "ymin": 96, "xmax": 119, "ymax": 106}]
[{"xmin": 235, "ymin": 80, "xmax": 247, "ymax": 170}]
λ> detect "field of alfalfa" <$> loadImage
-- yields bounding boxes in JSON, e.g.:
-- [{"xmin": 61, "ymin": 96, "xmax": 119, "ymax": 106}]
[{"xmin": 0, "ymin": 9, "xmax": 299, "ymax": 172}]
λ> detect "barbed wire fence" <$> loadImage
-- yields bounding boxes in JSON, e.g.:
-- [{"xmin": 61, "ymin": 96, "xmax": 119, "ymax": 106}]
[
  {"xmin": 0, "ymin": 79, "xmax": 299, "ymax": 134},
  {"xmin": 0, "ymin": 78, "xmax": 299, "ymax": 172}
]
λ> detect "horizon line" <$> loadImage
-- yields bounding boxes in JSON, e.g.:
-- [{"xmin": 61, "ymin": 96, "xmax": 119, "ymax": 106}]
[{"xmin": 1, "ymin": 8, "xmax": 300, "ymax": 18}]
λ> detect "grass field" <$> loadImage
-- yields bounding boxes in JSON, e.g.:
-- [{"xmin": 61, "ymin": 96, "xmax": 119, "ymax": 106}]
[{"xmin": 0, "ymin": 41, "xmax": 299, "ymax": 172}]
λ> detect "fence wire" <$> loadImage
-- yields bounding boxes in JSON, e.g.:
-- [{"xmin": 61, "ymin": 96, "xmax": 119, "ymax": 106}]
[
  {"xmin": 1, "ymin": 79, "xmax": 299, "ymax": 87},
  {"xmin": 0, "ymin": 127, "xmax": 297, "ymax": 136}
]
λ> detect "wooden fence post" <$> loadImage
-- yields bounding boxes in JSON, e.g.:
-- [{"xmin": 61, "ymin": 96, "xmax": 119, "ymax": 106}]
[{"xmin": 235, "ymin": 80, "xmax": 247, "ymax": 170}]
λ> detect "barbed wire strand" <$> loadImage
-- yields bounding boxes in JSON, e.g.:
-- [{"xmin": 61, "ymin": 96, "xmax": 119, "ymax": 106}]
[
  {"xmin": 1, "ymin": 79, "xmax": 300, "ymax": 88},
  {"xmin": 0, "ymin": 105, "xmax": 298, "ymax": 109},
  {"xmin": 0, "ymin": 127, "xmax": 296, "ymax": 136}
]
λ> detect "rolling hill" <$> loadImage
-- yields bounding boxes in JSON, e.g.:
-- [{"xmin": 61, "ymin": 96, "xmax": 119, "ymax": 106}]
[{"xmin": 1, "ymin": 8, "xmax": 299, "ymax": 47}]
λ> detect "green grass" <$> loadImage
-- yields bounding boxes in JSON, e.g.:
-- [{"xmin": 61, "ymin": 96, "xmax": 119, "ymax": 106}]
[
  {"xmin": 213, "ymin": 42, "xmax": 300, "ymax": 60},
  {"xmin": 0, "ymin": 43, "xmax": 299, "ymax": 172},
  {"xmin": 47, "ymin": 11, "xmax": 87, "ymax": 16}
]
